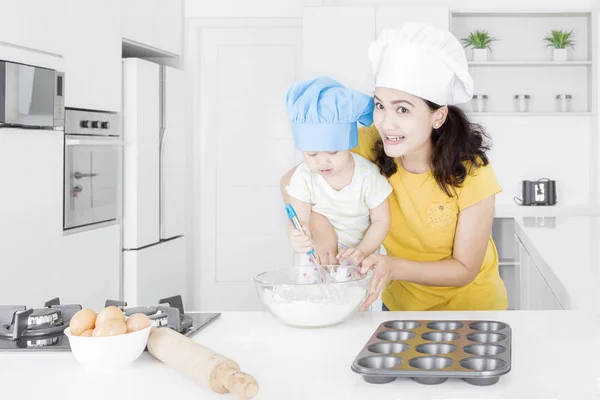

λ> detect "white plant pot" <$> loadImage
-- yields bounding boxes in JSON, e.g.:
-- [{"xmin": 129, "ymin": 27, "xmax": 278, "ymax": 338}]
[
  {"xmin": 473, "ymin": 48, "xmax": 488, "ymax": 62},
  {"xmin": 553, "ymin": 48, "xmax": 567, "ymax": 62}
]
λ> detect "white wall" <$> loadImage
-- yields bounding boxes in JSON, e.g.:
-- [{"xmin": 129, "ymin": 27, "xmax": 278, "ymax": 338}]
[{"xmin": 185, "ymin": 0, "xmax": 320, "ymax": 18}]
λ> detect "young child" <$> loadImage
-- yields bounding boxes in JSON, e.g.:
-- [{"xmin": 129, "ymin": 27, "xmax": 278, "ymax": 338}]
[{"xmin": 285, "ymin": 76, "xmax": 392, "ymax": 270}]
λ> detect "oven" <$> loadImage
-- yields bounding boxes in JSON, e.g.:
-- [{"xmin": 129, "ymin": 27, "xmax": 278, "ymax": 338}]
[{"xmin": 63, "ymin": 109, "xmax": 122, "ymax": 231}]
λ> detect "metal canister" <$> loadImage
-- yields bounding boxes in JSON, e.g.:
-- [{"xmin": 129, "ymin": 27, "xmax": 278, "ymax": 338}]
[
  {"xmin": 514, "ymin": 94, "xmax": 531, "ymax": 112},
  {"xmin": 556, "ymin": 94, "xmax": 572, "ymax": 112},
  {"xmin": 472, "ymin": 95, "xmax": 488, "ymax": 112}
]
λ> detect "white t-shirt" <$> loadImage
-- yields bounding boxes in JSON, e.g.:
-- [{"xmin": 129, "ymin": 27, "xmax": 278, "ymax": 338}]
[{"xmin": 285, "ymin": 153, "xmax": 393, "ymax": 248}]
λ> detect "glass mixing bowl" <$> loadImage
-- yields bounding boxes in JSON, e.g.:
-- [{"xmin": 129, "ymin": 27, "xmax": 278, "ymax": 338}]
[{"xmin": 253, "ymin": 265, "xmax": 373, "ymax": 328}]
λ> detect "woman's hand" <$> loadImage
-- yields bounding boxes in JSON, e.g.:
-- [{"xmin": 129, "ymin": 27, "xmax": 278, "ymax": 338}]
[
  {"xmin": 309, "ymin": 212, "xmax": 338, "ymax": 265},
  {"xmin": 359, "ymin": 254, "xmax": 393, "ymax": 311}
]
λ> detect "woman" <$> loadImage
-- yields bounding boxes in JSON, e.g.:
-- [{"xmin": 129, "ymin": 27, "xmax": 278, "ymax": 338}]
[{"xmin": 281, "ymin": 22, "xmax": 508, "ymax": 311}]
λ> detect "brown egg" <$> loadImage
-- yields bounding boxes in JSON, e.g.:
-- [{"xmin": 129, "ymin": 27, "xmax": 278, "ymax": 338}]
[
  {"xmin": 92, "ymin": 319, "xmax": 127, "ymax": 337},
  {"xmin": 126, "ymin": 313, "xmax": 151, "ymax": 333},
  {"xmin": 69, "ymin": 308, "xmax": 97, "ymax": 336},
  {"xmin": 80, "ymin": 329, "xmax": 94, "ymax": 337},
  {"xmin": 96, "ymin": 306, "xmax": 125, "ymax": 326}
]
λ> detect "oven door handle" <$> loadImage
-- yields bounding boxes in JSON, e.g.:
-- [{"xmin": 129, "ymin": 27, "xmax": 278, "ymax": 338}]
[{"xmin": 65, "ymin": 138, "xmax": 125, "ymax": 146}]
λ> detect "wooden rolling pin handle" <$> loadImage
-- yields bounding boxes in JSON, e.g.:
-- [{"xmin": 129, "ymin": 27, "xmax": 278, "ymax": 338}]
[
  {"xmin": 210, "ymin": 356, "xmax": 260, "ymax": 398},
  {"xmin": 147, "ymin": 327, "xmax": 259, "ymax": 399}
]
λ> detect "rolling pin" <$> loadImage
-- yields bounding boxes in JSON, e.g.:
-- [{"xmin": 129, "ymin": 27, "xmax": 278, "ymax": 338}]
[{"xmin": 147, "ymin": 327, "xmax": 259, "ymax": 399}]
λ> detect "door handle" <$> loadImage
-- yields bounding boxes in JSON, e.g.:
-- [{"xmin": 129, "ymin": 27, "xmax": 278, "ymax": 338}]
[{"xmin": 73, "ymin": 171, "xmax": 98, "ymax": 179}]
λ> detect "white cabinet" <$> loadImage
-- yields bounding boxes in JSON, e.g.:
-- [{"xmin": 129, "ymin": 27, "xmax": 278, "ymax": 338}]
[
  {"xmin": 122, "ymin": 0, "xmax": 183, "ymax": 55},
  {"xmin": 121, "ymin": 0, "xmax": 153, "ymax": 47},
  {"xmin": 154, "ymin": 0, "xmax": 183, "ymax": 55},
  {"xmin": 526, "ymin": 257, "xmax": 563, "ymax": 310},
  {"xmin": 302, "ymin": 5, "xmax": 449, "ymax": 94},
  {"xmin": 61, "ymin": 0, "xmax": 122, "ymax": 112},
  {"xmin": 517, "ymin": 237, "xmax": 563, "ymax": 310},
  {"xmin": 0, "ymin": 1, "xmax": 65, "ymax": 56}
]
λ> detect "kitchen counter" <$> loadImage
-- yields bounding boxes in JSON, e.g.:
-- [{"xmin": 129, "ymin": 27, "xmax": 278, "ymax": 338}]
[
  {"xmin": 514, "ymin": 216, "xmax": 600, "ymax": 313},
  {"xmin": 1, "ymin": 311, "xmax": 598, "ymax": 400},
  {"xmin": 495, "ymin": 204, "xmax": 600, "ymax": 218}
]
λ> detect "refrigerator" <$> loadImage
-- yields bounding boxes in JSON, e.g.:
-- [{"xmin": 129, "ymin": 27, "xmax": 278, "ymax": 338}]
[{"xmin": 122, "ymin": 58, "xmax": 186, "ymax": 307}]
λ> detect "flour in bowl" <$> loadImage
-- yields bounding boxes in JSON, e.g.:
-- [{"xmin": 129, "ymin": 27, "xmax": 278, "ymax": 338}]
[{"xmin": 262, "ymin": 286, "xmax": 366, "ymax": 328}]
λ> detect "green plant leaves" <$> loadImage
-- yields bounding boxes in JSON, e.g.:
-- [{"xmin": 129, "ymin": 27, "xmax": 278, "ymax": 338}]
[
  {"xmin": 543, "ymin": 29, "xmax": 575, "ymax": 49},
  {"xmin": 461, "ymin": 29, "xmax": 498, "ymax": 50}
]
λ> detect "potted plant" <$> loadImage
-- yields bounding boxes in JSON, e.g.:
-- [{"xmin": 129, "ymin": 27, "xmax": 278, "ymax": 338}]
[
  {"xmin": 543, "ymin": 29, "xmax": 575, "ymax": 61},
  {"xmin": 461, "ymin": 29, "xmax": 498, "ymax": 62}
]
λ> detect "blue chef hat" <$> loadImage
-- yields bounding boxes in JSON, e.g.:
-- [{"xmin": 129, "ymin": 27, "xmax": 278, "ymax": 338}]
[{"xmin": 285, "ymin": 77, "xmax": 374, "ymax": 152}]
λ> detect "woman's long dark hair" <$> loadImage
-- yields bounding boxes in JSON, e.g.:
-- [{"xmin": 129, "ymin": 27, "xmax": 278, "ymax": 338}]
[{"xmin": 374, "ymin": 101, "xmax": 490, "ymax": 197}]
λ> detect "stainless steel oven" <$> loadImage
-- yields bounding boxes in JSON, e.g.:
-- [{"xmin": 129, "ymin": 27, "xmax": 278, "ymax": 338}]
[{"xmin": 63, "ymin": 109, "xmax": 122, "ymax": 231}]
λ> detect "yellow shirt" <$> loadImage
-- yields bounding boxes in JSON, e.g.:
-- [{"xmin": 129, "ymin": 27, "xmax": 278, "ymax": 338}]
[{"xmin": 353, "ymin": 126, "xmax": 508, "ymax": 311}]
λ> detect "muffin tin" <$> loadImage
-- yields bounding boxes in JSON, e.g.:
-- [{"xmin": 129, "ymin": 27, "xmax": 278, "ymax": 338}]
[{"xmin": 351, "ymin": 320, "xmax": 511, "ymax": 386}]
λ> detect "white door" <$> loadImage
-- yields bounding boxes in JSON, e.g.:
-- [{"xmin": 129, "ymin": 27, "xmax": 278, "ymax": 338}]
[
  {"xmin": 302, "ymin": 7, "xmax": 376, "ymax": 95},
  {"xmin": 193, "ymin": 22, "xmax": 302, "ymax": 311},
  {"xmin": 123, "ymin": 237, "xmax": 186, "ymax": 307},
  {"xmin": 161, "ymin": 66, "xmax": 186, "ymax": 240},
  {"xmin": 122, "ymin": 58, "xmax": 160, "ymax": 249}
]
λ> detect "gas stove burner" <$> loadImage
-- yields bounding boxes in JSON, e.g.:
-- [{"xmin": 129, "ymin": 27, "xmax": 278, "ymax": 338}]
[
  {"xmin": 26, "ymin": 335, "xmax": 61, "ymax": 347},
  {"xmin": 0, "ymin": 298, "xmax": 81, "ymax": 342},
  {"xmin": 123, "ymin": 306, "xmax": 158, "ymax": 317},
  {"xmin": 123, "ymin": 307, "xmax": 169, "ymax": 327},
  {"xmin": 27, "ymin": 308, "xmax": 63, "ymax": 330}
]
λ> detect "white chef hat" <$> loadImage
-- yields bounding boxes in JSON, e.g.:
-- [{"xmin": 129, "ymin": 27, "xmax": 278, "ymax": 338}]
[{"xmin": 368, "ymin": 22, "xmax": 473, "ymax": 106}]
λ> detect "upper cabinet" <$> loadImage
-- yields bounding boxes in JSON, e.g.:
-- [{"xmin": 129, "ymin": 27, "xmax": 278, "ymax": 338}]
[
  {"xmin": 61, "ymin": 0, "xmax": 122, "ymax": 112},
  {"xmin": 0, "ymin": 1, "xmax": 66, "ymax": 56},
  {"xmin": 302, "ymin": 5, "xmax": 449, "ymax": 94},
  {"xmin": 122, "ymin": 0, "xmax": 183, "ymax": 56}
]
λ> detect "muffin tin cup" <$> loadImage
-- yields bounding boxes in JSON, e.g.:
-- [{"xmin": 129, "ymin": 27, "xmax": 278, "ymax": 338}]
[{"xmin": 351, "ymin": 320, "xmax": 511, "ymax": 386}]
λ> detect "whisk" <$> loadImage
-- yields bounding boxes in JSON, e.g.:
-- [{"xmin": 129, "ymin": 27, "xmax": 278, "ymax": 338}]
[{"xmin": 285, "ymin": 204, "xmax": 334, "ymax": 283}]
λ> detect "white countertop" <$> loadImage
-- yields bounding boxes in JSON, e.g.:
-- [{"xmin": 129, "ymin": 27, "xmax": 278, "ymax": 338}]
[
  {"xmin": 1, "ymin": 311, "xmax": 598, "ymax": 400},
  {"xmin": 514, "ymin": 216, "xmax": 600, "ymax": 313},
  {"xmin": 495, "ymin": 204, "xmax": 600, "ymax": 218}
]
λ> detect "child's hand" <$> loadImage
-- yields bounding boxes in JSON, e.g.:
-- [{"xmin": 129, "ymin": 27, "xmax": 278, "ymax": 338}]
[
  {"xmin": 336, "ymin": 247, "xmax": 365, "ymax": 266},
  {"xmin": 290, "ymin": 225, "xmax": 313, "ymax": 254}
]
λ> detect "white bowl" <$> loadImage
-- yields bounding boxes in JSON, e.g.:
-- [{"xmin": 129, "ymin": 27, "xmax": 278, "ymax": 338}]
[
  {"xmin": 64, "ymin": 325, "xmax": 151, "ymax": 370},
  {"xmin": 254, "ymin": 265, "xmax": 372, "ymax": 328}
]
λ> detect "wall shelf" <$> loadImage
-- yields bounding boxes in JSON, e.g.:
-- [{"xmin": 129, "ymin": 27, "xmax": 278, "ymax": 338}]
[
  {"xmin": 468, "ymin": 61, "xmax": 591, "ymax": 67},
  {"xmin": 452, "ymin": 11, "xmax": 595, "ymax": 115}
]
